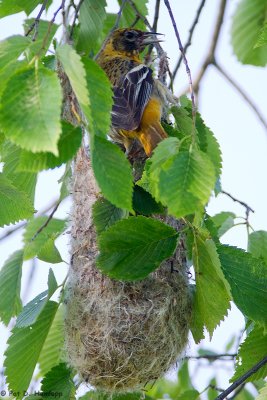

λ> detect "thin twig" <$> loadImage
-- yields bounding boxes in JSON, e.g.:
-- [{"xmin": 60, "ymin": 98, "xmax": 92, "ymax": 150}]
[
  {"xmin": 221, "ymin": 190, "xmax": 254, "ymax": 214},
  {"xmin": 215, "ymin": 355, "xmax": 267, "ymax": 400},
  {"xmin": 147, "ymin": 0, "xmax": 161, "ymax": 57},
  {"xmin": 171, "ymin": 0, "xmax": 206, "ymax": 86},
  {"xmin": 192, "ymin": 0, "xmax": 227, "ymax": 94},
  {"xmin": 36, "ymin": 0, "xmax": 66, "ymax": 57},
  {"xmin": 25, "ymin": 0, "xmax": 49, "ymax": 39},
  {"xmin": 221, "ymin": 189, "xmax": 254, "ymax": 235},
  {"xmin": 69, "ymin": 0, "xmax": 85, "ymax": 39},
  {"xmin": 163, "ymin": 0, "xmax": 196, "ymax": 124},
  {"xmin": 113, "ymin": 0, "xmax": 129, "ymax": 31},
  {"xmin": 214, "ymin": 61, "xmax": 267, "ymax": 132},
  {"xmin": 208, "ymin": 384, "xmax": 225, "ymax": 393},
  {"xmin": 30, "ymin": 200, "xmax": 61, "ymax": 242},
  {"xmin": 153, "ymin": 0, "xmax": 161, "ymax": 32},
  {"xmin": 186, "ymin": 353, "xmax": 237, "ymax": 361}
]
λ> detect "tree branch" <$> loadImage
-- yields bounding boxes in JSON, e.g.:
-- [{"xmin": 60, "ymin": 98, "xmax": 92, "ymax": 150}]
[
  {"xmin": 192, "ymin": 0, "xmax": 227, "ymax": 94},
  {"xmin": 25, "ymin": 0, "xmax": 49, "ymax": 39},
  {"xmin": 30, "ymin": 200, "xmax": 61, "ymax": 242},
  {"xmin": 215, "ymin": 355, "xmax": 267, "ymax": 399},
  {"xmin": 163, "ymin": 0, "xmax": 196, "ymax": 122},
  {"xmin": 69, "ymin": 0, "xmax": 84, "ymax": 39},
  {"xmin": 147, "ymin": 0, "xmax": 161, "ymax": 57},
  {"xmin": 186, "ymin": 353, "xmax": 237, "ymax": 361},
  {"xmin": 221, "ymin": 190, "xmax": 254, "ymax": 214},
  {"xmin": 171, "ymin": 0, "xmax": 206, "ymax": 86},
  {"xmin": 213, "ymin": 61, "xmax": 267, "ymax": 132},
  {"xmin": 36, "ymin": 0, "xmax": 66, "ymax": 56}
]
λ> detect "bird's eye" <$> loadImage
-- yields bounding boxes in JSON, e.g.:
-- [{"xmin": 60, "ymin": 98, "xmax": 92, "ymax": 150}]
[{"xmin": 125, "ymin": 31, "xmax": 136, "ymax": 40}]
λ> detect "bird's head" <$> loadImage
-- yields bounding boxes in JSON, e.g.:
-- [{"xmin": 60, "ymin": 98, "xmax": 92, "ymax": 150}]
[{"xmin": 109, "ymin": 28, "xmax": 163, "ymax": 54}]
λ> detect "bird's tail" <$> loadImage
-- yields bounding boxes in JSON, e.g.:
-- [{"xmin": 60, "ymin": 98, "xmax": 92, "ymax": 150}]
[{"xmin": 138, "ymin": 121, "xmax": 168, "ymax": 156}]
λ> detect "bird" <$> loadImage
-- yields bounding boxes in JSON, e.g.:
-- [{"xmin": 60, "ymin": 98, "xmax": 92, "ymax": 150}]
[{"xmin": 96, "ymin": 28, "xmax": 169, "ymax": 157}]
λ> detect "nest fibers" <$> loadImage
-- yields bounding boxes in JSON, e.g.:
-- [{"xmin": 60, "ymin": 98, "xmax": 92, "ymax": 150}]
[{"xmin": 64, "ymin": 148, "xmax": 192, "ymax": 392}]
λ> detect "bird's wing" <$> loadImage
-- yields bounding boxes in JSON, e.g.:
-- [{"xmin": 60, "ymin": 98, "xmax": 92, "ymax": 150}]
[{"xmin": 111, "ymin": 63, "xmax": 154, "ymax": 131}]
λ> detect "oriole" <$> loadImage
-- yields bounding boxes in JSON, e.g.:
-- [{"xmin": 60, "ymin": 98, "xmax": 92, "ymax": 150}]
[{"xmin": 97, "ymin": 28, "xmax": 168, "ymax": 156}]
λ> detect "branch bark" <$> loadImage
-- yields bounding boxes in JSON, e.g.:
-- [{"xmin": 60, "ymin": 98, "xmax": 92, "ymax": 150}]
[
  {"xmin": 215, "ymin": 355, "xmax": 267, "ymax": 399},
  {"xmin": 214, "ymin": 61, "xmax": 267, "ymax": 132}
]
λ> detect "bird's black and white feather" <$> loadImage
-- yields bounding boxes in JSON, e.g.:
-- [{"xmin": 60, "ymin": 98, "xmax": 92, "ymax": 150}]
[{"xmin": 111, "ymin": 64, "xmax": 153, "ymax": 131}]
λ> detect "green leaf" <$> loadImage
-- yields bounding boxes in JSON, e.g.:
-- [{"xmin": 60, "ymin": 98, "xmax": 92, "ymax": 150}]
[
  {"xmin": 248, "ymin": 230, "xmax": 267, "ymax": 265},
  {"xmin": 150, "ymin": 145, "xmax": 216, "ymax": 218},
  {"xmin": 59, "ymin": 162, "xmax": 72, "ymax": 201},
  {"xmin": 0, "ymin": 0, "xmax": 42, "ymax": 17},
  {"xmin": 171, "ymin": 105, "xmax": 193, "ymax": 137},
  {"xmin": 0, "ymin": 250, "xmax": 23, "ymax": 325},
  {"xmin": 176, "ymin": 390, "xmax": 200, "ymax": 400},
  {"xmin": 93, "ymin": 197, "xmax": 128, "ymax": 236},
  {"xmin": 38, "ymin": 307, "xmax": 64, "ymax": 377},
  {"xmin": 42, "ymin": 54, "xmax": 56, "ymax": 70},
  {"xmin": 56, "ymin": 44, "xmax": 90, "ymax": 121},
  {"xmin": 76, "ymin": 0, "xmax": 107, "ymax": 53},
  {"xmin": 207, "ymin": 378, "xmax": 219, "ymax": 400},
  {"xmin": 231, "ymin": 0, "xmax": 267, "ymax": 66},
  {"xmin": 18, "ymin": 122, "xmax": 82, "ymax": 172},
  {"xmin": 146, "ymin": 377, "xmax": 182, "ymax": 399},
  {"xmin": 47, "ymin": 268, "xmax": 58, "ymax": 297},
  {"xmin": 58, "ymin": 45, "xmax": 112, "ymax": 137},
  {"xmin": 195, "ymin": 112, "xmax": 222, "ymax": 178},
  {"xmin": 235, "ymin": 389, "xmax": 255, "ymax": 400},
  {"xmin": 97, "ymin": 216, "xmax": 178, "ymax": 281},
  {"xmin": 16, "ymin": 269, "xmax": 58, "ymax": 328},
  {"xmin": 232, "ymin": 324, "xmax": 267, "ymax": 382},
  {"xmin": 191, "ymin": 237, "xmax": 231, "ymax": 342},
  {"xmin": 0, "ymin": 173, "xmax": 34, "ymax": 226},
  {"xmin": 37, "ymin": 234, "xmax": 63, "ymax": 264},
  {"xmin": 0, "ymin": 65, "xmax": 62, "ymax": 154},
  {"xmin": 177, "ymin": 361, "xmax": 194, "ymax": 393},
  {"xmin": 23, "ymin": 217, "xmax": 66, "ymax": 261},
  {"xmin": 4, "ymin": 301, "xmax": 58, "ymax": 395},
  {"xmin": 41, "ymin": 363, "xmax": 75, "ymax": 400},
  {"xmin": 133, "ymin": 185, "xmax": 164, "ymax": 215},
  {"xmin": 0, "ymin": 35, "xmax": 30, "ymax": 71},
  {"xmin": 0, "ymin": 59, "xmax": 28, "ymax": 98},
  {"xmin": 2, "ymin": 141, "xmax": 37, "ymax": 202},
  {"xmin": 92, "ymin": 136, "xmax": 133, "ymax": 211},
  {"xmin": 24, "ymin": 19, "xmax": 58, "ymax": 58},
  {"xmin": 82, "ymin": 56, "xmax": 113, "ymax": 137},
  {"xmin": 16, "ymin": 290, "xmax": 48, "ymax": 329},
  {"xmin": 218, "ymin": 245, "xmax": 267, "ymax": 328},
  {"xmin": 256, "ymin": 383, "xmax": 267, "ymax": 400},
  {"xmin": 211, "ymin": 211, "xmax": 236, "ymax": 237},
  {"xmin": 118, "ymin": 0, "xmax": 148, "ymax": 30},
  {"xmin": 141, "ymin": 137, "xmax": 180, "ymax": 196},
  {"xmin": 255, "ymin": 22, "xmax": 267, "ymax": 48}
]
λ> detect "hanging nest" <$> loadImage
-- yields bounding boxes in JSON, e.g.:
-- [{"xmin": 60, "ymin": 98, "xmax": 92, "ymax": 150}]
[{"xmin": 64, "ymin": 147, "xmax": 192, "ymax": 393}]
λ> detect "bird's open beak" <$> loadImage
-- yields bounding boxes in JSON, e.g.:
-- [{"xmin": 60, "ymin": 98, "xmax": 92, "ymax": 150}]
[{"xmin": 142, "ymin": 32, "xmax": 164, "ymax": 45}]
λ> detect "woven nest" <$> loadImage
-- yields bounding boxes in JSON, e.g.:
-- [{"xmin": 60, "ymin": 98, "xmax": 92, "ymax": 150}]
[{"xmin": 64, "ymin": 148, "xmax": 192, "ymax": 392}]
